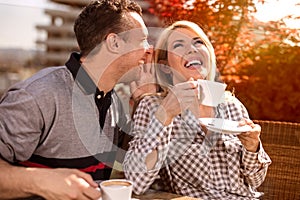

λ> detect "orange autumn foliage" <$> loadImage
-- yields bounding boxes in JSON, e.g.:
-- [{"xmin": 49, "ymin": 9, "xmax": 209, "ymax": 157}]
[{"xmin": 146, "ymin": 0, "xmax": 300, "ymax": 122}]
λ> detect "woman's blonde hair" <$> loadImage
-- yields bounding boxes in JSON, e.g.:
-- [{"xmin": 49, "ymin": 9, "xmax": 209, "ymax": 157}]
[
  {"xmin": 132, "ymin": 21, "xmax": 218, "ymax": 115},
  {"xmin": 154, "ymin": 20, "xmax": 217, "ymax": 90}
]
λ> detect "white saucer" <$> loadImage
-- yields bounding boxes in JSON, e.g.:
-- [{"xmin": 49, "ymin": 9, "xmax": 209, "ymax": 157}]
[{"xmin": 199, "ymin": 118, "xmax": 252, "ymax": 135}]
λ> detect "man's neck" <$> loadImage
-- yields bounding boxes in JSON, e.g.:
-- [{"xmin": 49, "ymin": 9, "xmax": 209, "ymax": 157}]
[{"xmin": 81, "ymin": 56, "xmax": 118, "ymax": 94}]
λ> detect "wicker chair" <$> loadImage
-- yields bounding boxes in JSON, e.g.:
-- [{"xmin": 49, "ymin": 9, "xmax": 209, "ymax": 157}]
[{"xmin": 253, "ymin": 120, "xmax": 300, "ymax": 200}]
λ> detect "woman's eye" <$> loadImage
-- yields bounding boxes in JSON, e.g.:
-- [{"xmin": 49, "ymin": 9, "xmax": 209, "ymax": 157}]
[
  {"xmin": 173, "ymin": 43, "xmax": 183, "ymax": 49},
  {"xmin": 194, "ymin": 40, "xmax": 204, "ymax": 46}
]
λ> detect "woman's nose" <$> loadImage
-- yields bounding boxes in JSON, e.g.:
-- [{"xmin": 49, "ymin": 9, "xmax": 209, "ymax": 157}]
[{"xmin": 187, "ymin": 44, "xmax": 198, "ymax": 54}]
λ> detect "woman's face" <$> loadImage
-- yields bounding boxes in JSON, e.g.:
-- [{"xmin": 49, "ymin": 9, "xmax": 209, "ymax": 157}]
[{"xmin": 167, "ymin": 28, "xmax": 210, "ymax": 83}]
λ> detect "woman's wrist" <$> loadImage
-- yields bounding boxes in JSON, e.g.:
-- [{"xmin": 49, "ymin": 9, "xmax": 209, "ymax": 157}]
[
  {"xmin": 155, "ymin": 105, "xmax": 173, "ymax": 126},
  {"xmin": 244, "ymin": 141, "xmax": 260, "ymax": 153}
]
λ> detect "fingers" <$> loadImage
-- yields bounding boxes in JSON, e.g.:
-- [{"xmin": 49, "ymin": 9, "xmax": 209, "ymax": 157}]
[
  {"xmin": 167, "ymin": 81, "xmax": 199, "ymax": 114},
  {"xmin": 171, "ymin": 81, "xmax": 198, "ymax": 100},
  {"xmin": 73, "ymin": 170, "xmax": 98, "ymax": 188},
  {"xmin": 74, "ymin": 176, "xmax": 101, "ymax": 200},
  {"xmin": 138, "ymin": 62, "xmax": 155, "ymax": 81},
  {"xmin": 252, "ymin": 124, "xmax": 261, "ymax": 132},
  {"xmin": 167, "ymin": 81, "xmax": 198, "ymax": 105},
  {"xmin": 141, "ymin": 63, "xmax": 153, "ymax": 74},
  {"xmin": 82, "ymin": 187, "xmax": 101, "ymax": 200},
  {"xmin": 129, "ymin": 81, "xmax": 138, "ymax": 93},
  {"xmin": 173, "ymin": 80, "xmax": 198, "ymax": 91},
  {"xmin": 238, "ymin": 118, "xmax": 256, "ymax": 128},
  {"xmin": 238, "ymin": 120, "xmax": 261, "ymax": 139},
  {"xmin": 39, "ymin": 168, "xmax": 101, "ymax": 200}
]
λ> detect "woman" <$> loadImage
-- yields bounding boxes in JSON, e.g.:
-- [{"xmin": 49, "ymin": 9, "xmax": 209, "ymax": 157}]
[{"xmin": 123, "ymin": 21, "xmax": 271, "ymax": 199}]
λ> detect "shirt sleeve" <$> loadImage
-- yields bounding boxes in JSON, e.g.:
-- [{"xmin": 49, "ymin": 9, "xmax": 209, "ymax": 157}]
[
  {"xmin": 123, "ymin": 96, "xmax": 172, "ymax": 195},
  {"xmin": 0, "ymin": 88, "xmax": 43, "ymax": 163},
  {"xmin": 241, "ymin": 142, "xmax": 272, "ymax": 188},
  {"xmin": 226, "ymin": 95, "xmax": 272, "ymax": 188}
]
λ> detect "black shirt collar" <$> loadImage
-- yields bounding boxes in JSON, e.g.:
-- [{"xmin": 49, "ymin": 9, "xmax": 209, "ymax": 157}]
[
  {"xmin": 65, "ymin": 52, "xmax": 113, "ymax": 97},
  {"xmin": 65, "ymin": 52, "xmax": 113, "ymax": 129}
]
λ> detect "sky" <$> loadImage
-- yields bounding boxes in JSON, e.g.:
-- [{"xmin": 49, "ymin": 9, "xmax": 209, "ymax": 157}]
[
  {"xmin": 0, "ymin": 0, "xmax": 62, "ymax": 50},
  {"xmin": 0, "ymin": 0, "xmax": 299, "ymax": 50},
  {"xmin": 255, "ymin": 0, "xmax": 300, "ymax": 27}
]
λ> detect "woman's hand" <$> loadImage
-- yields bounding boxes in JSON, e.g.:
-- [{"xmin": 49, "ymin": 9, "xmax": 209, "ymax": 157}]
[
  {"xmin": 130, "ymin": 62, "xmax": 157, "ymax": 101},
  {"xmin": 237, "ymin": 118, "xmax": 261, "ymax": 152},
  {"xmin": 156, "ymin": 79, "xmax": 199, "ymax": 125},
  {"xmin": 130, "ymin": 46, "xmax": 157, "ymax": 101}
]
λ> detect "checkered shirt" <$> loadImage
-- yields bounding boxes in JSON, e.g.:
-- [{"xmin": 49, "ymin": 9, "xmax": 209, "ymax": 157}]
[{"xmin": 123, "ymin": 94, "xmax": 272, "ymax": 200}]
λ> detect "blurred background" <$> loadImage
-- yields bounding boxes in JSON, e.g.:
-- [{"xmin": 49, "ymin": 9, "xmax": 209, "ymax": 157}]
[{"xmin": 0, "ymin": 0, "xmax": 299, "ymax": 122}]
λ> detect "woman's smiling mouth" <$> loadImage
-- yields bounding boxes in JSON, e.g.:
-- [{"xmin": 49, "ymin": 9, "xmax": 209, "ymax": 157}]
[{"xmin": 184, "ymin": 59, "xmax": 203, "ymax": 69}]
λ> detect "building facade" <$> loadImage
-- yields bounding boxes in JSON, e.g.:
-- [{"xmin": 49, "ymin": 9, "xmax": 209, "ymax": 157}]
[{"xmin": 36, "ymin": 0, "xmax": 161, "ymax": 66}]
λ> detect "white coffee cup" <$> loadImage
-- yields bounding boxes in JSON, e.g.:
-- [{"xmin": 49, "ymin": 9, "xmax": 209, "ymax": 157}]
[
  {"xmin": 197, "ymin": 80, "xmax": 227, "ymax": 107},
  {"xmin": 99, "ymin": 179, "xmax": 133, "ymax": 200}
]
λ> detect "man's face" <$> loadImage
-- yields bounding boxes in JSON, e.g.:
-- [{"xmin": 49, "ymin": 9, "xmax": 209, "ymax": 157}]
[{"xmin": 117, "ymin": 12, "xmax": 152, "ymax": 84}]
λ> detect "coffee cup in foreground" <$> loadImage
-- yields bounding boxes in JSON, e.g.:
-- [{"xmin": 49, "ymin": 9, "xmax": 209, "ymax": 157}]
[
  {"xmin": 100, "ymin": 179, "xmax": 133, "ymax": 200},
  {"xmin": 197, "ymin": 80, "xmax": 227, "ymax": 107}
]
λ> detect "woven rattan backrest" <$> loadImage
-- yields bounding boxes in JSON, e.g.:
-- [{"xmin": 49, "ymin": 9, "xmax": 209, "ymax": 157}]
[{"xmin": 253, "ymin": 120, "xmax": 300, "ymax": 200}]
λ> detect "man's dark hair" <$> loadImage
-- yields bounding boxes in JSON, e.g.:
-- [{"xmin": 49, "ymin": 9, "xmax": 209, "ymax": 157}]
[{"xmin": 74, "ymin": 0, "xmax": 142, "ymax": 57}]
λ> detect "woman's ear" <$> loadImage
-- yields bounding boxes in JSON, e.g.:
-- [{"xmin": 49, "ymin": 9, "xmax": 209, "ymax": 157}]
[
  {"xmin": 105, "ymin": 33, "xmax": 121, "ymax": 53},
  {"xmin": 158, "ymin": 60, "xmax": 172, "ymax": 74}
]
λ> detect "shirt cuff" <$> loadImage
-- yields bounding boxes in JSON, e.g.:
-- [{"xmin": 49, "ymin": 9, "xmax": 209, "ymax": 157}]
[
  {"xmin": 181, "ymin": 110, "xmax": 199, "ymax": 130},
  {"xmin": 242, "ymin": 142, "xmax": 272, "ymax": 170}
]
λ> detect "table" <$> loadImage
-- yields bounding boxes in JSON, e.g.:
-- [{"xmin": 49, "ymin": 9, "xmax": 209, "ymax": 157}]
[{"xmin": 133, "ymin": 189, "xmax": 199, "ymax": 200}]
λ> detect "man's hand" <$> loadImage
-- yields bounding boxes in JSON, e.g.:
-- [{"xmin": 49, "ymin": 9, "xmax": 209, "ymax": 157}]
[
  {"xmin": 237, "ymin": 118, "xmax": 261, "ymax": 152},
  {"xmin": 0, "ymin": 159, "xmax": 101, "ymax": 200},
  {"xmin": 32, "ymin": 168, "xmax": 101, "ymax": 200}
]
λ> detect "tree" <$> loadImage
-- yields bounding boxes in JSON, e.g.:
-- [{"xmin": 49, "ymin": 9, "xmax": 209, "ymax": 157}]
[
  {"xmin": 225, "ymin": 18, "xmax": 300, "ymax": 122},
  {"xmin": 146, "ymin": 0, "xmax": 300, "ymax": 122},
  {"xmin": 147, "ymin": 0, "xmax": 259, "ymax": 71}
]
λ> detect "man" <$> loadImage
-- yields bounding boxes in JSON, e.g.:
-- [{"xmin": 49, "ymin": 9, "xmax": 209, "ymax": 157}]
[{"xmin": 0, "ymin": 0, "xmax": 151, "ymax": 199}]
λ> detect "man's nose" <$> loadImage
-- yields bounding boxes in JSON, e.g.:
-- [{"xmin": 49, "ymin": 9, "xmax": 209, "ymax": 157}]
[
  {"xmin": 146, "ymin": 44, "xmax": 153, "ymax": 54},
  {"xmin": 143, "ymin": 40, "xmax": 151, "ymax": 50},
  {"xmin": 144, "ymin": 45, "xmax": 153, "ymax": 64}
]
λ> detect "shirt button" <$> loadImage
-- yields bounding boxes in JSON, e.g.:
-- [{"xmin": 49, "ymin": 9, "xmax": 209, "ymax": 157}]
[{"xmin": 97, "ymin": 95, "xmax": 101, "ymax": 99}]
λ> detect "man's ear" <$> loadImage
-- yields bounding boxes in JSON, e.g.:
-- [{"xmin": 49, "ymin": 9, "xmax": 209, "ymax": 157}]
[
  {"xmin": 158, "ymin": 60, "xmax": 172, "ymax": 74},
  {"xmin": 106, "ymin": 33, "xmax": 121, "ymax": 53}
]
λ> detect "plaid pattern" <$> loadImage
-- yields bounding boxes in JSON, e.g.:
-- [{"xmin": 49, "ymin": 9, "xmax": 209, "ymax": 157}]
[{"xmin": 123, "ymin": 94, "xmax": 271, "ymax": 200}]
